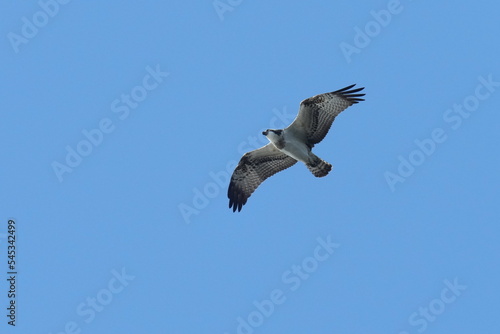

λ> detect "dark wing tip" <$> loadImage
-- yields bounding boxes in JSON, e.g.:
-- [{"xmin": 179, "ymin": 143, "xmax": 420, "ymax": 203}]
[
  {"xmin": 228, "ymin": 197, "xmax": 243, "ymax": 212},
  {"xmin": 228, "ymin": 200, "xmax": 243, "ymax": 212},
  {"xmin": 228, "ymin": 181, "xmax": 246, "ymax": 212},
  {"xmin": 333, "ymin": 84, "xmax": 365, "ymax": 104}
]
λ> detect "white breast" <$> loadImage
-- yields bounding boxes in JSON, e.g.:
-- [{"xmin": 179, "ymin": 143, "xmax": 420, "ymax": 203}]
[{"xmin": 279, "ymin": 131, "xmax": 311, "ymax": 163}]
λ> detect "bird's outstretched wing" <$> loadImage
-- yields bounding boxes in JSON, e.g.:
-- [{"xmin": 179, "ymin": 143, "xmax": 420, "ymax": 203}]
[
  {"xmin": 228, "ymin": 143, "xmax": 297, "ymax": 212},
  {"xmin": 285, "ymin": 84, "xmax": 365, "ymax": 146}
]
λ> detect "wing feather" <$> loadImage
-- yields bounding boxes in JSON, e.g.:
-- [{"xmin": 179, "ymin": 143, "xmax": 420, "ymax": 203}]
[
  {"xmin": 286, "ymin": 84, "xmax": 365, "ymax": 146},
  {"xmin": 228, "ymin": 144, "xmax": 297, "ymax": 212}
]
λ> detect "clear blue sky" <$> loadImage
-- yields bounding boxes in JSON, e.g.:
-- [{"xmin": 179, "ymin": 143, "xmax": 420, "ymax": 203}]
[{"xmin": 1, "ymin": 1, "xmax": 499, "ymax": 333}]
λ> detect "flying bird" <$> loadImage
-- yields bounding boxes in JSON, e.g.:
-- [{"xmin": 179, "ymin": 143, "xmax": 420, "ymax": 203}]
[{"xmin": 228, "ymin": 84, "xmax": 365, "ymax": 212}]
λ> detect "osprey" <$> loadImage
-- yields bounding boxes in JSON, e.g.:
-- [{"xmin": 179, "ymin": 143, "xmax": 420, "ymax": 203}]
[{"xmin": 228, "ymin": 84, "xmax": 365, "ymax": 212}]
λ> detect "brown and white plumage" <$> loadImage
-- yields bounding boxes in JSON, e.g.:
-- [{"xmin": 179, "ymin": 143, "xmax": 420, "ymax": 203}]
[
  {"xmin": 286, "ymin": 84, "xmax": 365, "ymax": 146},
  {"xmin": 228, "ymin": 144, "xmax": 297, "ymax": 212},
  {"xmin": 228, "ymin": 84, "xmax": 365, "ymax": 212}
]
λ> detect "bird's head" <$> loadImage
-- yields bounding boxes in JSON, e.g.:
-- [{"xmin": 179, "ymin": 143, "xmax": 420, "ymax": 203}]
[
  {"xmin": 262, "ymin": 129, "xmax": 284, "ymax": 145},
  {"xmin": 262, "ymin": 129, "xmax": 283, "ymax": 137}
]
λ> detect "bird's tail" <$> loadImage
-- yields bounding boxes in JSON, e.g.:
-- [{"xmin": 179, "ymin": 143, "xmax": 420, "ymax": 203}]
[{"xmin": 306, "ymin": 154, "xmax": 332, "ymax": 177}]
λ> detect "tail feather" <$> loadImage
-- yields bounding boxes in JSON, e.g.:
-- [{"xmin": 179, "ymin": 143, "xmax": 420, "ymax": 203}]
[{"xmin": 306, "ymin": 155, "xmax": 332, "ymax": 177}]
